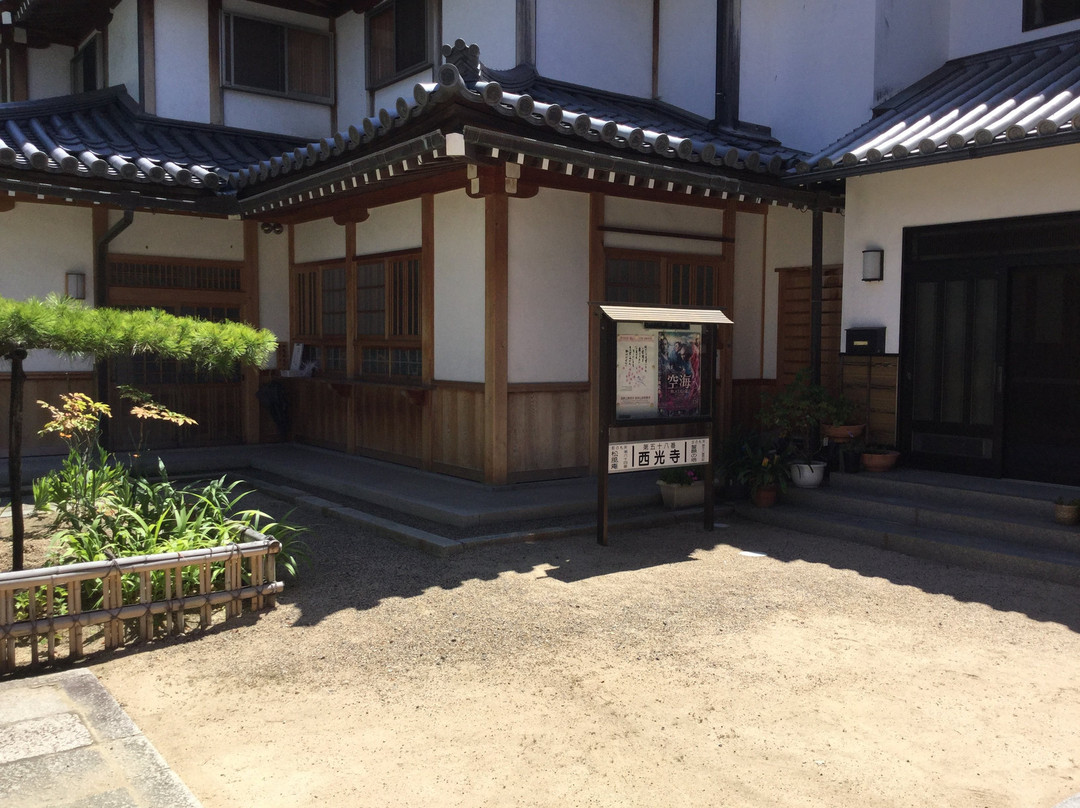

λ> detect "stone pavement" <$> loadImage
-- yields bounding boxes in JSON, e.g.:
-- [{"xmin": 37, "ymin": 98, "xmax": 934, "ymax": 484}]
[{"xmin": 0, "ymin": 669, "xmax": 201, "ymax": 808}]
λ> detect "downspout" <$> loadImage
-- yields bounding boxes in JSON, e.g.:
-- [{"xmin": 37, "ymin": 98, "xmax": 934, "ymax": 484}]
[
  {"xmin": 715, "ymin": 0, "xmax": 740, "ymax": 129},
  {"xmin": 810, "ymin": 208, "xmax": 823, "ymax": 387},
  {"xmin": 94, "ymin": 209, "xmax": 134, "ymax": 445}
]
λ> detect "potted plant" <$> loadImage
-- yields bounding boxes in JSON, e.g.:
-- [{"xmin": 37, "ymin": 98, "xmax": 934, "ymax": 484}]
[
  {"xmin": 759, "ymin": 369, "xmax": 830, "ymax": 488},
  {"xmin": 821, "ymin": 394, "xmax": 865, "ymax": 443},
  {"xmin": 735, "ymin": 445, "xmax": 791, "ymax": 507},
  {"xmin": 1053, "ymin": 497, "xmax": 1080, "ymax": 525},
  {"xmin": 656, "ymin": 465, "xmax": 710, "ymax": 509},
  {"xmin": 861, "ymin": 444, "xmax": 901, "ymax": 472}
]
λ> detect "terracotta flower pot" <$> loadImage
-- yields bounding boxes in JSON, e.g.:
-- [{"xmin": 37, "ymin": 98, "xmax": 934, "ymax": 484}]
[
  {"xmin": 822, "ymin": 424, "xmax": 866, "ymax": 443},
  {"xmin": 1053, "ymin": 503, "xmax": 1080, "ymax": 525},
  {"xmin": 750, "ymin": 484, "xmax": 778, "ymax": 507},
  {"xmin": 861, "ymin": 450, "xmax": 900, "ymax": 472}
]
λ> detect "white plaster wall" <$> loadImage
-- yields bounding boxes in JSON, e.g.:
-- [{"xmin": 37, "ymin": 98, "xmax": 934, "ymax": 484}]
[
  {"xmin": 293, "ymin": 218, "xmax": 346, "ymax": 264},
  {"xmin": 223, "ymin": 91, "xmax": 331, "ymax": 139},
  {"xmin": 535, "ymin": 0, "xmax": 652, "ymax": 98},
  {"xmin": 741, "ymin": 0, "xmax": 877, "ymax": 153},
  {"xmin": 433, "ymin": 190, "xmax": 485, "ymax": 382},
  {"xmin": 27, "ymin": 45, "xmax": 72, "ymax": 100},
  {"xmin": 658, "ymin": 0, "xmax": 717, "ymax": 118},
  {"xmin": 107, "ymin": 211, "xmax": 243, "ymax": 260},
  {"xmin": 225, "ymin": 0, "xmax": 323, "ymax": 28},
  {"xmin": 356, "ymin": 199, "xmax": 422, "ymax": 255},
  {"xmin": 949, "ymin": 0, "xmax": 1080, "ymax": 59},
  {"xmin": 732, "ymin": 211, "xmax": 766, "ymax": 380},
  {"xmin": 335, "ymin": 11, "xmax": 367, "ymax": 131},
  {"xmin": 843, "ymin": 143, "xmax": 1080, "ymax": 353},
  {"xmin": 258, "ymin": 228, "xmax": 290, "ymax": 342},
  {"xmin": 507, "ymin": 189, "xmax": 589, "ymax": 383},
  {"xmin": 604, "ymin": 197, "xmax": 726, "ymax": 256},
  {"xmin": 108, "ymin": 0, "xmax": 141, "ymax": 101},
  {"xmin": 373, "ymin": 70, "xmax": 432, "ymax": 118},
  {"xmin": 155, "ymin": 0, "xmax": 210, "ymax": 122},
  {"xmin": 765, "ymin": 206, "xmax": 845, "ymax": 270},
  {"xmin": 0, "ymin": 202, "xmax": 95, "ymax": 372},
  {"xmin": 443, "ymin": 0, "xmax": 516, "ymax": 70},
  {"xmin": 873, "ymin": 0, "xmax": 949, "ymax": 105}
]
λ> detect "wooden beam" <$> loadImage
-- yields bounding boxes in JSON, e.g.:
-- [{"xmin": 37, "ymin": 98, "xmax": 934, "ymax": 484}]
[
  {"xmin": 242, "ymin": 220, "xmax": 261, "ymax": 444},
  {"xmin": 138, "ymin": 0, "xmax": 156, "ymax": 114},
  {"xmin": 208, "ymin": 0, "xmax": 223, "ymax": 125},
  {"xmin": 484, "ymin": 193, "xmax": 509, "ymax": 485},
  {"xmin": 421, "ymin": 193, "xmax": 435, "ymax": 470},
  {"xmin": 718, "ymin": 201, "xmax": 735, "ymax": 437},
  {"xmin": 598, "ymin": 225, "xmax": 733, "ymax": 244},
  {"xmin": 587, "ymin": 192, "xmax": 604, "ymax": 474}
]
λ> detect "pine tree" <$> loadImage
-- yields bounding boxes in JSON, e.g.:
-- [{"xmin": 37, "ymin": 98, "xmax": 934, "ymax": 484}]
[{"xmin": 0, "ymin": 295, "xmax": 276, "ymax": 570}]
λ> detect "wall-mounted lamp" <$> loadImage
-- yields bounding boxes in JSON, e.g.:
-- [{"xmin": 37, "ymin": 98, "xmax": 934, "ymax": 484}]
[
  {"xmin": 260, "ymin": 222, "xmax": 284, "ymax": 235},
  {"xmin": 862, "ymin": 248, "xmax": 884, "ymax": 282},
  {"xmin": 65, "ymin": 271, "xmax": 86, "ymax": 300}
]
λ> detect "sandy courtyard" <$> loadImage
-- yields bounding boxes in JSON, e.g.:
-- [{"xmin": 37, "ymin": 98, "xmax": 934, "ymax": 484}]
[{"xmin": 72, "ymin": 500, "xmax": 1080, "ymax": 808}]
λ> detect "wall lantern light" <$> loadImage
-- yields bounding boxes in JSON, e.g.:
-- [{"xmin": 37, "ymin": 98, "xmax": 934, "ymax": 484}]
[
  {"xmin": 65, "ymin": 271, "xmax": 86, "ymax": 300},
  {"xmin": 862, "ymin": 248, "xmax": 884, "ymax": 282}
]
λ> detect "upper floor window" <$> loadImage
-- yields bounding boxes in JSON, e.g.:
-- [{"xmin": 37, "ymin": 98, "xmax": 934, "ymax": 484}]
[
  {"xmin": 72, "ymin": 33, "xmax": 104, "ymax": 93},
  {"xmin": 1023, "ymin": 0, "xmax": 1080, "ymax": 30},
  {"xmin": 367, "ymin": 0, "xmax": 428, "ymax": 89},
  {"xmin": 222, "ymin": 13, "xmax": 334, "ymax": 104}
]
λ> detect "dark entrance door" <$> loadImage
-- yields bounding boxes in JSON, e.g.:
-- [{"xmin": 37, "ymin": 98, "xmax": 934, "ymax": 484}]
[{"xmin": 900, "ymin": 213, "xmax": 1080, "ymax": 484}]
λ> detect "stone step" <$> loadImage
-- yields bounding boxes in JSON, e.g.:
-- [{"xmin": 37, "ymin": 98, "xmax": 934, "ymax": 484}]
[
  {"xmin": 782, "ymin": 483, "xmax": 1080, "ymax": 553},
  {"xmin": 733, "ymin": 500, "xmax": 1080, "ymax": 588}
]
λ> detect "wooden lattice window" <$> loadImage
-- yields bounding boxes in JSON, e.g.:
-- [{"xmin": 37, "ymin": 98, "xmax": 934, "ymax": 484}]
[
  {"xmin": 109, "ymin": 257, "xmax": 242, "ymax": 291},
  {"xmin": 223, "ymin": 13, "xmax": 334, "ymax": 103},
  {"xmin": 367, "ymin": 0, "xmax": 429, "ymax": 89},
  {"xmin": 291, "ymin": 262, "xmax": 347, "ymax": 375},
  {"xmin": 605, "ymin": 250, "xmax": 721, "ymax": 307},
  {"xmin": 356, "ymin": 251, "xmax": 421, "ymax": 380}
]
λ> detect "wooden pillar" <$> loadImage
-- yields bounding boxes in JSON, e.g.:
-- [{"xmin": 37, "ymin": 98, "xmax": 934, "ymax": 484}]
[
  {"xmin": 344, "ymin": 220, "xmax": 358, "ymax": 453},
  {"xmin": 718, "ymin": 201, "xmax": 736, "ymax": 437},
  {"xmin": 242, "ymin": 220, "xmax": 261, "ymax": 444},
  {"xmin": 138, "ymin": 0, "xmax": 156, "ymax": 114},
  {"xmin": 810, "ymin": 208, "xmax": 823, "ymax": 386},
  {"xmin": 421, "ymin": 193, "xmax": 435, "ymax": 470},
  {"xmin": 587, "ymin": 193, "xmax": 605, "ymax": 474},
  {"xmin": 484, "ymin": 193, "xmax": 509, "ymax": 485}
]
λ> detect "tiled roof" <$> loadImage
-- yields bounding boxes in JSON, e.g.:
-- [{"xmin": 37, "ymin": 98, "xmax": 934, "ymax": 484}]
[
  {"xmin": 0, "ymin": 86, "xmax": 305, "ymax": 194},
  {"xmin": 796, "ymin": 29, "xmax": 1080, "ymax": 180}
]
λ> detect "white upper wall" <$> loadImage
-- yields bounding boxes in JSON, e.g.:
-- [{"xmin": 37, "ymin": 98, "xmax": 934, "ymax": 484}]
[
  {"xmin": 949, "ymin": 0, "xmax": 1080, "ymax": 59},
  {"xmin": 335, "ymin": 11, "xmax": 367, "ymax": 131},
  {"xmin": 26, "ymin": 45, "xmax": 71, "ymax": 100},
  {"xmin": 843, "ymin": 143, "xmax": 1080, "ymax": 353},
  {"xmin": 657, "ymin": 0, "xmax": 717, "ymax": 118},
  {"xmin": 535, "ymin": 0, "xmax": 652, "ymax": 98},
  {"xmin": 108, "ymin": 0, "xmax": 141, "ymax": 102},
  {"xmin": 443, "ymin": 0, "xmax": 517, "ymax": 70},
  {"xmin": 155, "ymin": 0, "xmax": 210, "ymax": 122},
  {"xmin": 873, "ymin": 0, "xmax": 949, "ymax": 106},
  {"xmin": 434, "ymin": 190, "xmax": 486, "ymax": 383},
  {"xmin": 108, "ymin": 210, "xmax": 245, "ymax": 260}
]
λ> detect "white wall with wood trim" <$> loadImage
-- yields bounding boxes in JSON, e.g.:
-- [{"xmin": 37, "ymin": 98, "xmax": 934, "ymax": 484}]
[
  {"xmin": 108, "ymin": 212, "xmax": 244, "ymax": 260},
  {"xmin": 294, "ymin": 218, "xmax": 345, "ymax": 264},
  {"xmin": 765, "ymin": 206, "xmax": 844, "ymax": 270},
  {"xmin": 223, "ymin": 92, "xmax": 331, "ymax": 139},
  {"xmin": 258, "ymin": 227, "xmax": 290, "ymax": 343},
  {"xmin": 872, "ymin": 0, "xmax": 948, "ymax": 105},
  {"xmin": 26, "ymin": 45, "xmax": 71, "ymax": 100},
  {"xmin": 534, "ymin": 0, "xmax": 652, "ymax": 99},
  {"xmin": 433, "ymin": 190, "xmax": 485, "ymax": 382},
  {"xmin": 107, "ymin": 0, "xmax": 141, "ymax": 103},
  {"xmin": 658, "ymin": 0, "xmax": 717, "ymax": 118},
  {"xmin": 843, "ymin": 143, "xmax": 1080, "ymax": 353},
  {"xmin": 154, "ymin": 0, "xmax": 211, "ymax": 123},
  {"xmin": 603, "ymin": 197, "xmax": 727, "ymax": 255},
  {"xmin": 373, "ymin": 72, "xmax": 432, "ymax": 118},
  {"xmin": 949, "ymin": 0, "xmax": 1080, "ymax": 59},
  {"xmin": 443, "ymin": 0, "xmax": 517, "ymax": 70},
  {"xmin": 0, "ymin": 202, "xmax": 95, "ymax": 372},
  {"xmin": 356, "ymin": 199, "xmax": 422, "ymax": 255},
  {"xmin": 507, "ymin": 188, "xmax": 589, "ymax": 384}
]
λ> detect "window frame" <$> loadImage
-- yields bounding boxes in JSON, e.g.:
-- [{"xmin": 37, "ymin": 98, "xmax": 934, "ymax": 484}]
[
  {"xmin": 354, "ymin": 248, "xmax": 423, "ymax": 382},
  {"xmin": 71, "ymin": 32, "xmax": 105, "ymax": 94},
  {"xmin": 366, "ymin": 0, "xmax": 431, "ymax": 91},
  {"xmin": 1022, "ymin": 0, "xmax": 1080, "ymax": 31},
  {"xmin": 291, "ymin": 259, "xmax": 349, "ymax": 377},
  {"xmin": 221, "ymin": 11, "xmax": 335, "ymax": 105},
  {"xmin": 604, "ymin": 248, "xmax": 722, "ymax": 308}
]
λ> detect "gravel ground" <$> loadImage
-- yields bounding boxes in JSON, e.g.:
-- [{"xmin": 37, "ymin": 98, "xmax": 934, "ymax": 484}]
[{"xmin": 9, "ymin": 493, "xmax": 1080, "ymax": 807}]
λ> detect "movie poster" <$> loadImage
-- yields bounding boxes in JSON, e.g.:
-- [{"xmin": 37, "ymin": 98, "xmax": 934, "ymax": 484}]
[
  {"xmin": 657, "ymin": 329, "xmax": 702, "ymax": 417},
  {"xmin": 615, "ymin": 332, "xmax": 657, "ymax": 419}
]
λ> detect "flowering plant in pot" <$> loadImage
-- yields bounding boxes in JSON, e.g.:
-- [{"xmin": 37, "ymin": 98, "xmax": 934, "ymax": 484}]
[
  {"xmin": 1053, "ymin": 497, "xmax": 1080, "ymax": 525},
  {"xmin": 656, "ymin": 465, "xmax": 710, "ymax": 509},
  {"xmin": 821, "ymin": 395, "xmax": 865, "ymax": 443},
  {"xmin": 861, "ymin": 444, "xmax": 901, "ymax": 472},
  {"xmin": 734, "ymin": 444, "xmax": 791, "ymax": 507},
  {"xmin": 758, "ymin": 369, "xmax": 830, "ymax": 487}
]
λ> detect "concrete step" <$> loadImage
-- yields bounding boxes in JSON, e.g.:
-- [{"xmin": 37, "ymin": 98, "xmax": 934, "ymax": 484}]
[
  {"xmin": 733, "ymin": 500, "xmax": 1080, "ymax": 588},
  {"xmin": 782, "ymin": 482, "xmax": 1080, "ymax": 554}
]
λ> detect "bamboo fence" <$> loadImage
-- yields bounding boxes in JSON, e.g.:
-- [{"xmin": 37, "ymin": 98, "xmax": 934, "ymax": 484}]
[{"xmin": 0, "ymin": 530, "xmax": 282, "ymax": 673}]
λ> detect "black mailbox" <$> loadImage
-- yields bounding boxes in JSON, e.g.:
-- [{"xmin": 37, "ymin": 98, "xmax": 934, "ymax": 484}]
[{"xmin": 845, "ymin": 327, "xmax": 886, "ymax": 355}]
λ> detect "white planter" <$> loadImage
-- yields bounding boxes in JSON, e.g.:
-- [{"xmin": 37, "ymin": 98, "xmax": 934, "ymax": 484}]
[
  {"xmin": 790, "ymin": 461, "xmax": 827, "ymax": 488},
  {"xmin": 657, "ymin": 479, "xmax": 707, "ymax": 508}
]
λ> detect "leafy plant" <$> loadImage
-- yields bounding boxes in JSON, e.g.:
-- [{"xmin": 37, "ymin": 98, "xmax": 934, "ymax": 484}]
[
  {"xmin": 823, "ymin": 394, "xmax": 859, "ymax": 426},
  {"xmin": 658, "ymin": 465, "xmax": 708, "ymax": 486},
  {"xmin": 758, "ymin": 369, "xmax": 831, "ymax": 461}
]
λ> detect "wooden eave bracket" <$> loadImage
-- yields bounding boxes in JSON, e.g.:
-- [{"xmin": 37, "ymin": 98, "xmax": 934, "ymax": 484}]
[
  {"xmin": 332, "ymin": 207, "xmax": 369, "ymax": 226},
  {"xmin": 0, "ymin": 194, "xmax": 15, "ymax": 213},
  {"xmin": 465, "ymin": 163, "xmax": 538, "ymax": 199}
]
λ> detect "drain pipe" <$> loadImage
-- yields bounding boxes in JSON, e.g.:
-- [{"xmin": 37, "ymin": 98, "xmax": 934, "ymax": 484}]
[
  {"xmin": 715, "ymin": 0, "xmax": 741, "ymax": 129},
  {"xmin": 94, "ymin": 209, "xmax": 134, "ymax": 445}
]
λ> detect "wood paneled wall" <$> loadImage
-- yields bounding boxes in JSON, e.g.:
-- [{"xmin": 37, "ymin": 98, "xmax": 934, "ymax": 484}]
[
  {"xmin": 730, "ymin": 378, "xmax": 781, "ymax": 435},
  {"xmin": 840, "ymin": 355, "xmax": 899, "ymax": 446},
  {"xmin": 507, "ymin": 384, "xmax": 590, "ymax": 481},
  {"xmin": 0, "ymin": 373, "xmax": 95, "ymax": 456},
  {"xmin": 431, "ymin": 382, "xmax": 485, "ymax": 478}
]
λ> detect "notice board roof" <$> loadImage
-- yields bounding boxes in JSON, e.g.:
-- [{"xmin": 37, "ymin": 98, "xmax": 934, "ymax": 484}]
[{"xmin": 596, "ymin": 304, "xmax": 733, "ymax": 325}]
